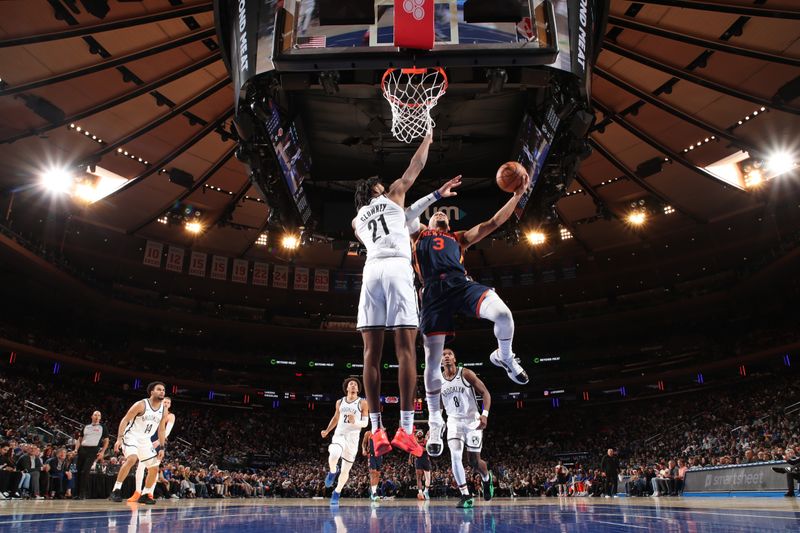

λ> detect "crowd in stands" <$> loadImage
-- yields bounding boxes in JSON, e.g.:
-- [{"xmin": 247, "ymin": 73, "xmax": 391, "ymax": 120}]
[{"xmin": 1, "ymin": 364, "xmax": 798, "ymax": 501}]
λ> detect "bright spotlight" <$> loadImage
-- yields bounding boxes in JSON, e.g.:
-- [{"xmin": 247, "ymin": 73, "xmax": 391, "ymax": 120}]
[
  {"xmin": 185, "ymin": 221, "xmax": 203, "ymax": 234},
  {"xmin": 766, "ymin": 152, "xmax": 796, "ymax": 175},
  {"xmin": 525, "ymin": 231, "xmax": 546, "ymax": 246},
  {"xmin": 73, "ymin": 183, "xmax": 98, "ymax": 203},
  {"xmin": 282, "ymin": 234, "xmax": 300, "ymax": 250},
  {"xmin": 40, "ymin": 167, "xmax": 74, "ymax": 194},
  {"xmin": 627, "ymin": 211, "xmax": 647, "ymax": 226}
]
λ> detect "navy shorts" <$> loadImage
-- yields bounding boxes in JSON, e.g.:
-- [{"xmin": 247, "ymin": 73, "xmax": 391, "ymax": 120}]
[
  {"xmin": 420, "ymin": 275, "xmax": 493, "ymax": 340},
  {"xmin": 369, "ymin": 455, "xmax": 383, "ymax": 470},
  {"xmin": 415, "ymin": 454, "xmax": 432, "ymax": 471}
]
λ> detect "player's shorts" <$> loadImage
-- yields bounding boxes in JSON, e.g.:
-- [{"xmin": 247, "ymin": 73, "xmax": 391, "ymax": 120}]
[
  {"xmin": 122, "ymin": 436, "xmax": 160, "ymax": 467},
  {"xmin": 420, "ymin": 275, "xmax": 493, "ymax": 340},
  {"xmin": 330, "ymin": 432, "xmax": 360, "ymax": 463},
  {"xmin": 369, "ymin": 454, "xmax": 383, "ymax": 470},
  {"xmin": 415, "ymin": 453, "xmax": 432, "ymax": 471},
  {"xmin": 447, "ymin": 416, "xmax": 483, "ymax": 452},
  {"xmin": 357, "ymin": 257, "xmax": 419, "ymax": 330}
]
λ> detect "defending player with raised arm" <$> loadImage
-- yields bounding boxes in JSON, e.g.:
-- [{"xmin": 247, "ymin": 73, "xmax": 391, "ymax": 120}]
[
  {"xmin": 128, "ymin": 397, "xmax": 175, "ymax": 503},
  {"xmin": 414, "ymin": 171, "xmax": 531, "ymax": 458},
  {"xmin": 439, "ymin": 348, "xmax": 494, "ymax": 508},
  {"xmin": 109, "ymin": 382, "xmax": 168, "ymax": 504},
  {"xmin": 321, "ymin": 377, "xmax": 369, "ymax": 506},
  {"xmin": 351, "ymin": 133, "xmax": 432, "ymax": 459},
  {"xmin": 404, "ymin": 175, "xmax": 463, "ymax": 238}
]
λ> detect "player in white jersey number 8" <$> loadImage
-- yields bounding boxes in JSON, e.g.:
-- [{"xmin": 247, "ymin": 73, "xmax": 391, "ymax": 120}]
[
  {"xmin": 109, "ymin": 382, "xmax": 169, "ymax": 504},
  {"xmin": 439, "ymin": 348, "xmax": 495, "ymax": 508}
]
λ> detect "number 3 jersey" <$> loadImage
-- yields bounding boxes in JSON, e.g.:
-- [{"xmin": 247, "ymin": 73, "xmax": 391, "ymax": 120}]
[
  {"xmin": 124, "ymin": 399, "xmax": 164, "ymax": 442},
  {"xmin": 355, "ymin": 196, "xmax": 412, "ymax": 263},
  {"xmin": 413, "ymin": 228, "xmax": 466, "ymax": 285}
]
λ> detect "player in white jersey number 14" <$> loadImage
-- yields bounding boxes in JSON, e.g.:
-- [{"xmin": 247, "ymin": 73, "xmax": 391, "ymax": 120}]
[
  {"xmin": 321, "ymin": 378, "xmax": 369, "ymax": 505},
  {"xmin": 440, "ymin": 348, "xmax": 495, "ymax": 508},
  {"xmin": 128, "ymin": 397, "xmax": 175, "ymax": 502},
  {"xmin": 109, "ymin": 381, "xmax": 169, "ymax": 504}
]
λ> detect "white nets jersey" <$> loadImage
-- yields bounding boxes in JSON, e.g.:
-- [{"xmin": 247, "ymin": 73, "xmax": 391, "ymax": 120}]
[
  {"xmin": 125, "ymin": 399, "xmax": 164, "ymax": 441},
  {"xmin": 334, "ymin": 397, "xmax": 364, "ymax": 438},
  {"xmin": 355, "ymin": 196, "xmax": 411, "ymax": 263},
  {"xmin": 441, "ymin": 368, "xmax": 480, "ymax": 419}
]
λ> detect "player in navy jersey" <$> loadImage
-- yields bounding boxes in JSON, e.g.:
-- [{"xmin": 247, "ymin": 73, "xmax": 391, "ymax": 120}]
[{"xmin": 414, "ymin": 171, "xmax": 531, "ymax": 456}]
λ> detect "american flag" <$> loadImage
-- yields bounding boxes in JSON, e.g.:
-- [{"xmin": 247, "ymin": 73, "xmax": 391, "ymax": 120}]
[{"xmin": 297, "ymin": 35, "xmax": 327, "ymax": 48}]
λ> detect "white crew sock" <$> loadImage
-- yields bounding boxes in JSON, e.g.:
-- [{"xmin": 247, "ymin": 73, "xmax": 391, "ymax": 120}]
[
  {"xmin": 369, "ymin": 412, "xmax": 382, "ymax": 432},
  {"xmin": 400, "ymin": 411, "xmax": 414, "ymax": 434}
]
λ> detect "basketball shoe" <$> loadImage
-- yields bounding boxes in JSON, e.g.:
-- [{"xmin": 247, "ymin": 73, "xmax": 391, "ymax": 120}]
[
  {"xmin": 426, "ymin": 410, "xmax": 445, "ymax": 457},
  {"xmin": 490, "ymin": 350, "xmax": 529, "ymax": 385},
  {"xmin": 371, "ymin": 428, "xmax": 393, "ymax": 456},
  {"xmin": 126, "ymin": 491, "xmax": 141, "ymax": 503},
  {"xmin": 391, "ymin": 428, "xmax": 424, "ymax": 457}
]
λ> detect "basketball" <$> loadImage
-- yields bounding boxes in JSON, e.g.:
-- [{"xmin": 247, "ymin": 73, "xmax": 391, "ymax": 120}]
[{"xmin": 496, "ymin": 161, "xmax": 528, "ymax": 193}]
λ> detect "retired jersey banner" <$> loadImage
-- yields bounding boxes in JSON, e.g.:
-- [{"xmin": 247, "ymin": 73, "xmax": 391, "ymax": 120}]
[
  {"xmin": 232, "ymin": 259, "xmax": 248, "ymax": 284},
  {"xmin": 143, "ymin": 240, "xmax": 163, "ymax": 268},
  {"xmin": 252, "ymin": 262, "xmax": 269, "ymax": 286},
  {"xmin": 314, "ymin": 268, "xmax": 329, "ymax": 292},
  {"xmin": 394, "ymin": 0, "xmax": 434, "ymax": 49},
  {"xmin": 165, "ymin": 246, "xmax": 184, "ymax": 273},
  {"xmin": 210, "ymin": 255, "xmax": 228, "ymax": 281},
  {"xmin": 273, "ymin": 264, "xmax": 289, "ymax": 288},
  {"xmin": 189, "ymin": 251, "xmax": 207, "ymax": 277},
  {"xmin": 294, "ymin": 267, "xmax": 310, "ymax": 291}
]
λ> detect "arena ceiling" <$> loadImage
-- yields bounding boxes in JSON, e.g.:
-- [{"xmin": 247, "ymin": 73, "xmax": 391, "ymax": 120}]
[{"xmin": 0, "ymin": 0, "xmax": 798, "ymax": 267}]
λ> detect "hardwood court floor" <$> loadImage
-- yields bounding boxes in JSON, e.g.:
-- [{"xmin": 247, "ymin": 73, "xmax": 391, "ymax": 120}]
[{"xmin": 1, "ymin": 496, "xmax": 799, "ymax": 532}]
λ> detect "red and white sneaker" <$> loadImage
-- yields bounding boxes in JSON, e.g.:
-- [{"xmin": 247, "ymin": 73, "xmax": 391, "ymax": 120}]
[
  {"xmin": 371, "ymin": 428, "xmax": 393, "ymax": 457},
  {"xmin": 392, "ymin": 428, "xmax": 424, "ymax": 457}
]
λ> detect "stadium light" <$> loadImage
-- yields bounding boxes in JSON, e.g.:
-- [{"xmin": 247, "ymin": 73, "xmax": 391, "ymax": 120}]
[
  {"xmin": 40, "ymin": 167, "xmax": 74, "ymax": 194},
  {"xmin": 185, "ymin": 221, "xmax": 203, "ymax": 234},
  {"xmin": 766, "ymin": 151, "xmax": 796, "ymax": 175},
  {"xmin": 282, "ymin": 234, "xmax": 300, "ymax": 250},
  {"xmin": 627, "ymin": 211, "xmax": 647, "ymax": 226},
  {"xmin": 525, "ymin": 231, "xmax": 546, "ymax": 246}
]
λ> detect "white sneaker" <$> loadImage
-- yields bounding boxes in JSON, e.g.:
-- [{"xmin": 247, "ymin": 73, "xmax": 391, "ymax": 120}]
[
  {"xmin": 489, "ymin": 350, "xmax": 529, "ymax": 385},
  {"xmin": 426, "ymin": 411, "xmax": 445, "ymax": 457}
]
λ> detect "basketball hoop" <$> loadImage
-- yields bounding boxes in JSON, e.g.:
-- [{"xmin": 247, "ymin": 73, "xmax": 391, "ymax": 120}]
[{"xmin": 381, "ymin": 67, "xmax": 448, "ymax": 143}]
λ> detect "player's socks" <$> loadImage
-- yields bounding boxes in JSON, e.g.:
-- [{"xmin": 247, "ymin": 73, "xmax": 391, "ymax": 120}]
[
  {"xmin": 425, "ymin": 393, "xmax": 441, "ymax": 412},
  {"xmin": 399, "ymin": 411, "xmax": 414, "ymax": 434},
  {"xmin": 459, "ymin": 484, "xmax": 470, "ymax": 496},
  {"xmin": 369, "ymin": 413, "xmax": 382, "ymax": 432},
  {"xmin": 498, "ymin": 338, "xmax": 513, "ymax": 359},
  {"xmin": 113, "ymin": 481, "xmax": 123, "ymax": 491}
]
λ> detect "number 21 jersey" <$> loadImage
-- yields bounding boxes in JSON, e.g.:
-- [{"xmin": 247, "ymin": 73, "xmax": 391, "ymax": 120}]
[{"xmin": 355, "ymin": 196, "xmax": 411, "ymax": 263}]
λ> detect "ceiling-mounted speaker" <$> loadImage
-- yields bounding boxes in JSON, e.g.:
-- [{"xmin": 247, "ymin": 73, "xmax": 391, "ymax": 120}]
[
  {"xmin": 319, "ymin": 0, "xmax": 375, "ymax": 26},
  {"xmin": 168, "ymin": 168, "xmax": 194, "ymax": 188},
  {"xmin": 80, "ymin": 0, "xmax": 110, "ymax": 19},
  {"xmin": 464, "ymin": 0, "xmax": 522, "ymax": 23}
]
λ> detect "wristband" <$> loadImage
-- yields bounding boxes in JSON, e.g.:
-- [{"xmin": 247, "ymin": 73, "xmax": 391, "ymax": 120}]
[
  {"xmin": 433, "ymin": 190, "xmax": 442, "ymax": 200},
  {"xmin": 481, "ymin": 409, "xmax": 489, "ymax": 418}
]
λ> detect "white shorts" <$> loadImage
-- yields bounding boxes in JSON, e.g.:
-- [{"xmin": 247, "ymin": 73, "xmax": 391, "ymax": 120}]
[
  {"xmin": 330, "ymin": 432, "xmax": 360, "ymax": 463},
  {"xmin": 122, "ymin": 436, "xmax": 160, "ymax": 468},
  {"xmin": 447, "ymin": 416, "xmax": 483, "ymax": 452},
  {"xmin": 357, "ymin": 257, "xmax": 419, "ymax": 330}
]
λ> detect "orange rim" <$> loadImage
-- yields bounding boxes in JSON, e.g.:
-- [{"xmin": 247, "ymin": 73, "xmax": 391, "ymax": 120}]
[{"xmin": 381, "ymin": 67, "xmax": 448, "ymax": 108}]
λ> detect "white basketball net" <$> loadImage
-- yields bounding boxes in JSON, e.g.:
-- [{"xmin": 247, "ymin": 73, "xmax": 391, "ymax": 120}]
[{"xmin": 381, "ymin": 67, "xmax": 448, "ymax": 143}]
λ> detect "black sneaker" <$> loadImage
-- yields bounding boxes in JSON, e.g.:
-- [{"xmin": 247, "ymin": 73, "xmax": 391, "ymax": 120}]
[
  {"xmin": 138, "ymin": 494, "xmax": 156, "ymax": 505},
  {"xmin": 482, "ymin": 471, "xmax": 494, "ymax": 501},
  {"xmin": 109, "ymin": 489, "xmax": 122, "ymax": 502},
  {"xmin": 785, "ymin": 492, "xmax": 796, "ymax": 498},
  {"xmin": 456, "ymin": 494, "xmax": 474, "ymax": 508}
]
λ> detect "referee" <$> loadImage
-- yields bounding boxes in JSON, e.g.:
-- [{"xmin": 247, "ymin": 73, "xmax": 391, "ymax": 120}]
[{"xmin": 74, "ymin": 410, "xmax": 109, "ymax": 499}]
